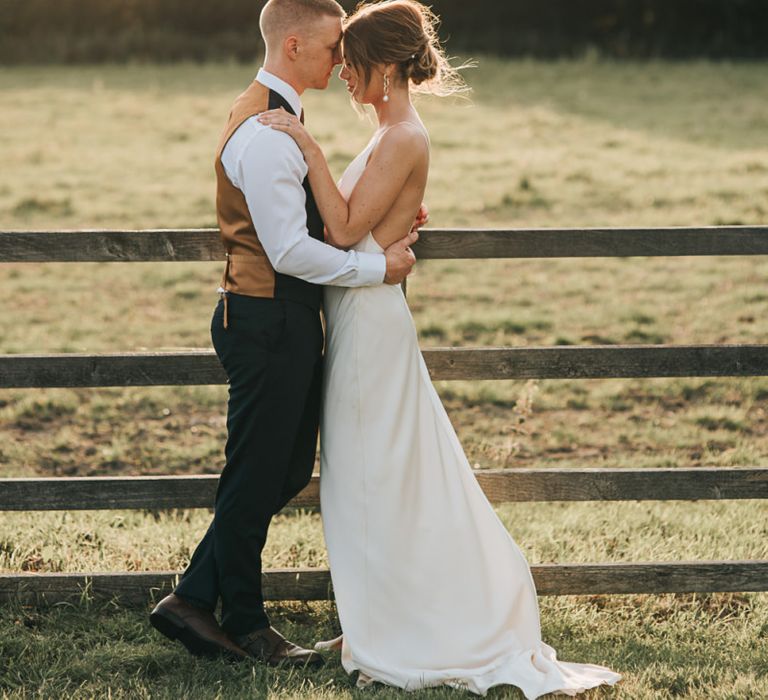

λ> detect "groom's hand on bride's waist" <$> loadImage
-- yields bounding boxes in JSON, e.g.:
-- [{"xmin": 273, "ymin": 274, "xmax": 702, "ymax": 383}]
[{"xmin": 384, "ymin": 229, "xmax": 418, "ymax": 285}]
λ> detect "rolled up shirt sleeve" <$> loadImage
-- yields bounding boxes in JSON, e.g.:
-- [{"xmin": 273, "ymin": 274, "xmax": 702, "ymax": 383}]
[{"xmin": 222, "ymin": 118, "xmax": 386, "ymax": 287}]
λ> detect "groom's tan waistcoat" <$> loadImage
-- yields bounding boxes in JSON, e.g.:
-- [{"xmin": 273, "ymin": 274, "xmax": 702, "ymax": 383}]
[{"xmin": 215, "ymin": 80, "xmax": 323, "ymax": 327}]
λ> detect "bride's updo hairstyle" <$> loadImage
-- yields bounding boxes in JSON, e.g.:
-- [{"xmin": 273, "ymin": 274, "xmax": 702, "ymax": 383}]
[{"xmin": 342, "ymin": 0, "xmax": 469, "ymax": 97}]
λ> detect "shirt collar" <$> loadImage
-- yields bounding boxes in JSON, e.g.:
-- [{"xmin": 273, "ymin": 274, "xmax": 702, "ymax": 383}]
[{"xmin": 256, "ymin": 68, "xmax": 303, "ymax": 118}]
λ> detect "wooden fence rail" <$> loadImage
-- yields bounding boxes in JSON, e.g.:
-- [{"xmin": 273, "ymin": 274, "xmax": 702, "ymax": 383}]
[
  {"xmin": 2, "ymin": 226, "xmax": 767, "ymax": 605},
  {"xmin": 1, "ymin": 469, "xmax": 767, "ymax": 511},
  {"xmin": 2, "ymin": 226, "xmax": 768, "ymax": 262},
  {"xmin": 2, "ymin": 346, "xmax": 768, "ymax": 387},
  {"xmin": 5, "ymin": 561, "xmax": 768, "ymax": 607}
]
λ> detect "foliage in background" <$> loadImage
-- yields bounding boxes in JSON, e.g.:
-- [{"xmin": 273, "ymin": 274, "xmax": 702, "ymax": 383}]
[{"xmin": 1, "ymin": 0, "xmax": 767, "ymax": 64}]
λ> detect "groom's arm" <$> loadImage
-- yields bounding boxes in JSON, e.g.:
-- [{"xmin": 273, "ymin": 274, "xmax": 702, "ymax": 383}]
[{"xmin": 222, "ymin": 118, "xmax": 386, "ymax": 287}]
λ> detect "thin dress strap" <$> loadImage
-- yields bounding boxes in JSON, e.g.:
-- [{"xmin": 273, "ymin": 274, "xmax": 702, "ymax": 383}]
[
  {"xmin": 364, "ymin": 121, "xmax": 429, "ymax": 167},
  {"xmin": 376, "ymin": 120, "xmax": 430, "ymax": 146}
]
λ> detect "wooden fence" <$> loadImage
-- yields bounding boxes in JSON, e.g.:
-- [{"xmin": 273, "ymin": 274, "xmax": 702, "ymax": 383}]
[{"xmin": 1, "ymin": 226, "xmax": 767, "ymax": 605}]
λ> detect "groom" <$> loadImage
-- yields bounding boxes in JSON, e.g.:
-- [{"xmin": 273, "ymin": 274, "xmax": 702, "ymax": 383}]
[{"xmin": 149, "ymin": 0, "xmax": 419, "ymax": 666}]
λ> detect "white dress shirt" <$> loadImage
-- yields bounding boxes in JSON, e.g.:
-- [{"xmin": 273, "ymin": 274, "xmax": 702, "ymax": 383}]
[{"xmin": 219, "ymin": 68, "xmax": 386, "ymax": 290}]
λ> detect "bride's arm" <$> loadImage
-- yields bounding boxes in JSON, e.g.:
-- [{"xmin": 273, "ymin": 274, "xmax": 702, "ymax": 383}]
[
  {"xmin": 258, "ymin": 108, "xmax": 423, "ymax": 249},
  {"xmin": 305, "ymin": 131, "xmax": 419, "ymax": 249}
]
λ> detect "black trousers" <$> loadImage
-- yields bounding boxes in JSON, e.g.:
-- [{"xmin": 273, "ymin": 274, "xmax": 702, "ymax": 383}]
[{"xmin": 175, "ymin": 293, "xmax": 323, "ymax": 635}]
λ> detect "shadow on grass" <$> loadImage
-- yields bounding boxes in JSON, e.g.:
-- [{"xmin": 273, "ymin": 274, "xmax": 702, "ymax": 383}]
[{"xmin": 2, "ymin": 593, "xmax": 767, "ymax": 698}]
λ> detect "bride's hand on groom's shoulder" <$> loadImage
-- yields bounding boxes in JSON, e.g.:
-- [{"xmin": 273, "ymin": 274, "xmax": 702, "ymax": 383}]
[{"xmin": 257, "ymin": 107, "xmax": 318, "ymax": 158}]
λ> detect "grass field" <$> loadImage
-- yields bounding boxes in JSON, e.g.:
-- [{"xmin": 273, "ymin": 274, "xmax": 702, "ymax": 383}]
[{"xmin": 1, "ymin": 59, "xmax": 768, "ymax": 698}]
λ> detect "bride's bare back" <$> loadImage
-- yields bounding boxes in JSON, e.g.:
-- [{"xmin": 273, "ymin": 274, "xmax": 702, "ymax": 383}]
[
  {"xmin": 365, "ymin": 120, "xmax": 430, "ymax": 251},
  {"xmin": 318, "ymin": 115, "xmax": 430, "ymax": 252}
]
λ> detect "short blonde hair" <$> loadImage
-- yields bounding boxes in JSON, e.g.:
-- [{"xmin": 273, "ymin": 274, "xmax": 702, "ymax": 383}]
[{"xmin": 260, "ymin": 0, "xmax": 346, "ymax": 46}]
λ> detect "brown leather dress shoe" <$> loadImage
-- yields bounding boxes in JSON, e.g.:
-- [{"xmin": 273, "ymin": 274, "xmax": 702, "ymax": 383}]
[
  {"xmin": 234, "ymin": 626, "xmax": 324, "ymax": 667},
  {"xmin": 149, "ymin": 593, "xmax": 248, "ymax": 661}
]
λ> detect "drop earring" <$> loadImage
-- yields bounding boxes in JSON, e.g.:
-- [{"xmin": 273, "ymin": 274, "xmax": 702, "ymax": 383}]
[{"xmin": 383, "ymin": 73, "xmax": 390, "ymax": 102}]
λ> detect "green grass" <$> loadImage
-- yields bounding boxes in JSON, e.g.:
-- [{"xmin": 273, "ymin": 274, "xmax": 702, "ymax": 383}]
[
  {"xmin": 1, "ymin": 592, "xmax": 765, "ymax": 699},
  {"xmin": 1, "ymin": 58, "xmax": 768, "ymax": 697}
]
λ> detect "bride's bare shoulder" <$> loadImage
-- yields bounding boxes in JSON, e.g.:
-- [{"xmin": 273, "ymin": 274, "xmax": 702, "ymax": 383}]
[{"xmin": 374, "ymin": 121, "xmax": 430, "ymax": 159}]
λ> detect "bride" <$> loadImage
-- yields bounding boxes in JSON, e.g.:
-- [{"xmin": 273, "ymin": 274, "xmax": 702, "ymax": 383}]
[{"xmin": 258, "ymin": 1, "xmax": 623, "ymax": 697}]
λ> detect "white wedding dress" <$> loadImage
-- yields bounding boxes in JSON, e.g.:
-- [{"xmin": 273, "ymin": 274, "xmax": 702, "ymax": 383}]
[{"xmin": 318, "ymin": 129, "xmax": 622, "ymax": 698}]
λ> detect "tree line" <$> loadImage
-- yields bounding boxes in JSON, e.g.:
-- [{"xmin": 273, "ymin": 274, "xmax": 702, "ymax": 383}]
[{"xmin": 1, "ymin": 0, "xmax": 765, "ymax": 64}]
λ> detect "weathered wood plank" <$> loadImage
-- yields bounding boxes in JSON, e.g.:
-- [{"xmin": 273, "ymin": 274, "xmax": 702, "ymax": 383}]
[
  {"xmin": 2, "ymin": 345, "xmax": 767, "ymax": 388},
  {"xmin": 424, "ymin": 345, "xmax": 768, "ymax": 380},
  {"xmin": 3, "ymin": 561, "xmax": 766, "ymax": 605},
  {"xmin": 530, "ymin": 560, "xmax": 768, "ymax": 595},
  {"xmin": 1, "ymin": 468, "xmax": 765, "ymax": 511},
  {"xmin": 1, "ymin": 569, "xmax": 331, "ymax": 605},
  {"xmin": 474, "ymin": 467, "xmax": 768, "ymax": 503},
  {"xmin": 0, "ymin": 230, "xmax": 223, "ymax": 263},
  {"xmin": 414, "ymin": 226, "xmax": 768, "ymax": 259},
  {"xmin": 0, "ymin": 475, "xmax": 310, "ymax": 510},
  {"xmin": 1, "ymin": 226, "xmax": 767, "ymax": 262},
  {"xmin": 0, "ymin": 352, "xmax": 227, "ymax": 387}
]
